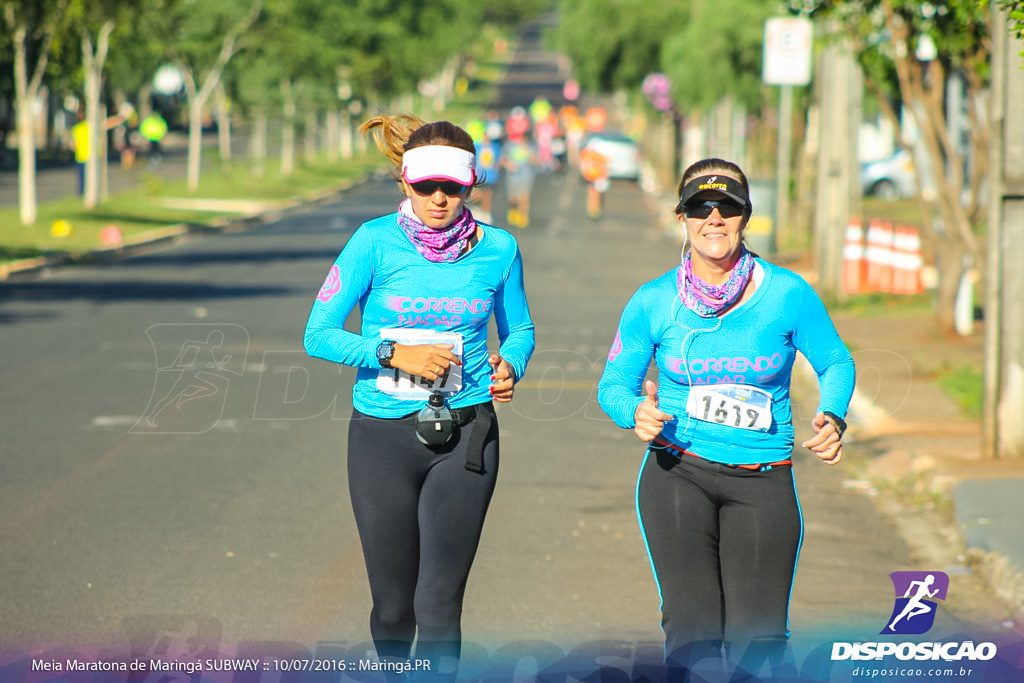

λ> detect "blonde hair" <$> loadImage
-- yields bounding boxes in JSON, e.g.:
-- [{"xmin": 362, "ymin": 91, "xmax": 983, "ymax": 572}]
[{"xmin": 358, "ymin": 114, "xmax": 427, "ymax": 170}]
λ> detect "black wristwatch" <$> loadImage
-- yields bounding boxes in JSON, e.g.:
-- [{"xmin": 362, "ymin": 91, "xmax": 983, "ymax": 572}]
[
  {"xmin": 376, "ymin": 340, "xmax": 395, "ymax": 368},
  {"xmin": 823, "ymin": 411, "xmax": 847, "ymax": 439}
]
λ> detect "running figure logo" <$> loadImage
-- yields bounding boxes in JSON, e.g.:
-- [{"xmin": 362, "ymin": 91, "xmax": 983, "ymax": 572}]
[
  {"xmin": 132, "ymin": 324, "xmax": 249, "ymax": 434},
  {"xmin": 881, "ymin": 571, "xmax": 949, "ymax": 635}
]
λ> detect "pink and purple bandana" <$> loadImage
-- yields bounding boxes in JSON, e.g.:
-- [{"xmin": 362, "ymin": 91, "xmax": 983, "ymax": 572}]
[
  {"xmin": 397, "ymin": 199, "xmax": 478, "ymax": 263},
  {"xmin": 676, "ymin": 247, "xmax": 754, "ymax": 317}
]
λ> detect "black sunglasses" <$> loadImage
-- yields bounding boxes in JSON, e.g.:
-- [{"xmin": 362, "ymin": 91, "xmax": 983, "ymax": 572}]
[
  {"xmin": 410, "ymin": 179, "xmax": 469, "ymax": 197},
  {"xmin": 683, "ymin": 200, "xmax": 745, "ymax": 219}
]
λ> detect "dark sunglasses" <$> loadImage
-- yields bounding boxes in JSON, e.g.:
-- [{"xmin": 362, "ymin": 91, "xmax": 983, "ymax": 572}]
[
  {"xmin": 683, "ymin": 200, "xmax": 745, "ymax": 219},
  {"xmin": 409, "ymin": 179, "xmax": 469, "ymax": 197}
]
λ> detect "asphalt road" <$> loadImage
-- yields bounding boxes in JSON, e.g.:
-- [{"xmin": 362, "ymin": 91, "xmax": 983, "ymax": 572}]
[{"xmin": 1, "ymin": 16, "xmax": 1020, "ymax": 683}]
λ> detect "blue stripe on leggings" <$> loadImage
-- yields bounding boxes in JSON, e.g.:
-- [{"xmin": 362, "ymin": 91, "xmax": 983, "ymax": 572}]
[
  {"xmin": 634, "ymin": 448, "xmax": 665, "ymax": 614},
  {"xmin": 785, "ymin": 467, "xmax": 804, "ymax": 639}
]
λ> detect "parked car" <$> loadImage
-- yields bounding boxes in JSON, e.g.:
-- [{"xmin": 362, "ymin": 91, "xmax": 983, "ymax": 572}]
[
  {"xmin": 580, "ymin": 132, "xmax": 641, "ymax": 181},
  {"xmin": 860, "ymin": 149, "xmax": 917, "ymax": 200}
]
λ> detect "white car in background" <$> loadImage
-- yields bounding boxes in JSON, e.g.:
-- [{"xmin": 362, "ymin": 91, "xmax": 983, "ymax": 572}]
[
  {"xmin": 580, "ymin": 132, "xmax": 641, "ymax": 181},
  {"xmin": 861, "ymin": 149, "xmax": 917, "ymax": 200}
]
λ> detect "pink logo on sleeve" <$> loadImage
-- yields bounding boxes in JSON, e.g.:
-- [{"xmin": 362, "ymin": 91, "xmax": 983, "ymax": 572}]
[
  {"xmin": 608, "ymin": 330, "xmax": 623, "ymax": 362},
  {"xmin": 317, "ymin": 265, "xmax": 341, "ymax": 303}
]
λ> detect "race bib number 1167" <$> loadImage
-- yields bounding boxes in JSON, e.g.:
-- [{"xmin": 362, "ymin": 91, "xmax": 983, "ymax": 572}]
[{"xmin": 375, "ymin": 329, "xmax": 463, "ymax": 400}]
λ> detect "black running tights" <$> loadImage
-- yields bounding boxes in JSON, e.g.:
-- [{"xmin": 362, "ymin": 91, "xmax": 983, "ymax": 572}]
[{"xmin": 346, "ymin": 407, "xmax": 499, "ymax": 677}]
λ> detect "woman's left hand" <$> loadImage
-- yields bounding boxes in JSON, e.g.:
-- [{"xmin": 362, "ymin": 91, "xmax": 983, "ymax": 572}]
[
  {"xmin": 802, "ymin": 412, "xmax": 844, "ymax": 465},
  {"xmin": 488, "ymin": 353, "xmax": 517, "ymax": 403}
]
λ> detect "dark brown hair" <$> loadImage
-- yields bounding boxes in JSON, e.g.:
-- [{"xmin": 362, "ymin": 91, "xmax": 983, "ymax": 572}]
[{"xmin": 675, "ymin": 157, "xmax": 751, "ymax": 216}]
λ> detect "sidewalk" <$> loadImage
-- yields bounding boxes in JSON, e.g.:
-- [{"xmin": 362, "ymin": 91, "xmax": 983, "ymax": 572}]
[{"xmin": 829, "ymin": 303, "xmax": 1024, "ymax": 614}]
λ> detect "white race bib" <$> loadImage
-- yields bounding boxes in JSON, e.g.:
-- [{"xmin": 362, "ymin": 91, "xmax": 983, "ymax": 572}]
[
  {"xmin": 375, "ymin": 328, "xmax": 464, "ymax": 399},
  {"xmin": 686, "ymin": 384, "xmax": 773, "ymax": 432}
]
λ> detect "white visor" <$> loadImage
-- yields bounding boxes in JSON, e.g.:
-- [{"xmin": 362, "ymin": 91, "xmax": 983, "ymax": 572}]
[{"xmin": 401, "ymin": 145, "xmax": 476, "ymax": 186}]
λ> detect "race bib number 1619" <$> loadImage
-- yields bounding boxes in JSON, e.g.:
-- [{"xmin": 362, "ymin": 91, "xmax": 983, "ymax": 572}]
[{"xmin": 685, "ymin": 384, "xmax": 773, "ymax": 432}]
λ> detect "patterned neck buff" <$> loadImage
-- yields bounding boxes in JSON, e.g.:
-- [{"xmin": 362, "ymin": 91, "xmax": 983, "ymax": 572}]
[
  {"xmin": 676, "ymin": 247, "xmax": 755, "ymax": 317},
  {"xmin": 396, "ymin": 199, "xmax": 477, "ymax": 263}
]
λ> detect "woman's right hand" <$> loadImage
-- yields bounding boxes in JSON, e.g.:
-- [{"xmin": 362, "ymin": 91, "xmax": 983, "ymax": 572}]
[
  {"xmin": 634, "ymin": 380, "xmax": 675, "ymax": 442},
  {"xmin": 390, "ymin": 343, "xmax": 462, "ymax": 381}
]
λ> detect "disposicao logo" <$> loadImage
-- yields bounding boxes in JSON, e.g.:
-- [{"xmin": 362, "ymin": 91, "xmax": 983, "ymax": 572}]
[
  {"xmin": 881, "ymin": 570, "xmax": 948, "ymax": 635},
  {"xmin": 830, "ymin": 570, "xmax": 998, "ymax": 664}
]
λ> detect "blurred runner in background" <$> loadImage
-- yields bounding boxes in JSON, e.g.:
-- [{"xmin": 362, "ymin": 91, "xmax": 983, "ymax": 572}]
[
  {"xmin": 140, "ymin": 110, "xmax": 168, "ymax": 166},
  {"xmin": 580, "ymin": 144, "xmax": 610, "ymax": 220},
  {"xmin": 561, "ymin": 105, "xmax": 587, "ymax": 170},
  {"xmin": 469, "ymin": 115, "xmax": 501, "ymax": 223},
  {"xmin": 502, "ymin": 130, "xmax": 537, "ymax": 228}
]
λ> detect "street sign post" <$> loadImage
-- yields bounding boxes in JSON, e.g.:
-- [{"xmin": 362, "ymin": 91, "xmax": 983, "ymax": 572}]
[
  {"xmin": 763, "ymin": 17, "xmax": 814, "ymax": 254},
  {"xmin": 763, "ymin": 17, "xmax": 813, "ymax": 87}
]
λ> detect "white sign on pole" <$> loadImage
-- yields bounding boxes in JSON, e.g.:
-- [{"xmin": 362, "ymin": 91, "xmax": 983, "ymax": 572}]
[{"xmin": 763, "ymin": 17, "xmax": 813, "ymax": 86}]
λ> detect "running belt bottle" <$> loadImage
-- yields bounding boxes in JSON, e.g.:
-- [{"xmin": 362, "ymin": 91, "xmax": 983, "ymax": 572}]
[{"xmin": 415, "ymin": 391, "xmax": 454, "ymax": 447}]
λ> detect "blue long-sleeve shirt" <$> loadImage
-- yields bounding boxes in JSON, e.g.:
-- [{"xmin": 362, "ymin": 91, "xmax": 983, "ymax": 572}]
[
  {"xmin": 304, "ymin": 212, "xmax": 535, "ymax": 418},
  {"xmin": 598, "ymin": 260, "xmax": 855, "ymax": 465}
]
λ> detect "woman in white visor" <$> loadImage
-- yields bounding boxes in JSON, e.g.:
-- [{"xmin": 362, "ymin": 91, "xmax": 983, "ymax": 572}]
[{"xmin": 304, "ymin": 114, "xmax": 535, "ymax": 681}]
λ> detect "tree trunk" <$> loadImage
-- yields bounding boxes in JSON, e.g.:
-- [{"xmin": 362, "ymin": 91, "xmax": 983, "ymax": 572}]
[
  {"xmin": 932, "ymin": 239, "xmax": 967, "ymax": 336},
  {"xmin": 325, "ymin": 108, "xmax": 339, "ymax": 162},
  {"xmin": 879, "ymin": 4, "xmax": 986, "ymax": 330},
  {"xmin": 340, "ymin": 109, "xmax": 353, "ymax": 159},
  {"xmin": 9, "ymin": 19, "xmax": 46, "ymax": 226},
  {"xmin": 15, "ymin": 100, "xmax": 37, "ymax": 226},
  {"xmin": 304, "ymin": 110, "xmax": 317, "ymax": 163},
  {"xmin": 281, "ymin": 79, "xmax": 296, "ymax": 175},
  {"xmin": 188, "ymin": 97, "xmax": 203, "ymax": 192},
  {"xmin": 6, "ymin": 2, "xmax": 65, "ymax": 225},
  {"xmin": 215, "ymin": 81, "xmax": 232, "ymax": 171},
  {"xmin": 175, "ymin": 0, "xmax": 261, "ymax": 193},
  {"xmin": 81, "ymin": 22, "xmax": 114, "ymax": 210},
  {"xmin": 250, "ymin": 108, "xmax": 267, "ymax": 178}
]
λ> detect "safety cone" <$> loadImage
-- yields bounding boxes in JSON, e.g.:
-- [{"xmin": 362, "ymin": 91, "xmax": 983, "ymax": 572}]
[
  {"xmin": 842, "ymin": 217, "xmax": 866, "ymax": 294},
  {"xmin": 904, "ymin": 225, "xmax": 924, "ymax": 295},
  {"xmin": 891, "ymin": 225, "xmax": 909, "ymax": 295},
  {"xmin": 865, "ymin": 220, "xmax": 894, "ymax": 293}
]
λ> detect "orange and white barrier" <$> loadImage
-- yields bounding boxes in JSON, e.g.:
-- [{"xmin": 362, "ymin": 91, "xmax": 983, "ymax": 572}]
[
  {"xmin": 905, "ymin": 225, "xmax": 924, "ymax": 294},
  {"xmin": 842, "ymin": 217, "xmax": 866, "ymax": 294},
  {"xmin": 891, "ymin": 224, "xmax": 924, "ymax": 295},
  {"xmin": 864, "ymin": 220, "xmax": 894, "ymax": 294}
]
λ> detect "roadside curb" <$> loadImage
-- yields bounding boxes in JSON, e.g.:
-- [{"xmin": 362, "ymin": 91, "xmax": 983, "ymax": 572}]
[{"xmin": 0, "ymin": 176, "xmax": 368, "ymax": 282}]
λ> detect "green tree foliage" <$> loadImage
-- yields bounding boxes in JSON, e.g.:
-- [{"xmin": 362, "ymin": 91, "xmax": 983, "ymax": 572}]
[
  {"xmin": 479, "ymin": 0, "xmax": 553, "ymax": 25},
  {"xmin": 795, "ymin": 0, "xmax": 991, "ymax": 334},
  {"xmin": 662, "ymin": 0, "xmax": 776, "ymax": 112},
  {"xmin": 339, "ymin": 0, "xmax": 482, "ymax": 99},
  {"xmin": 104, "ymin": 1, "xmax": 174, "ymax": 104},
  {"xmin": 555, "ymin": 0, "xmax": 688, "ymax": 92},
  {"xmin": 801, "ymin": 0, "xmax": 989, "ymax": 101},
  {"xmin": 998, "ymin": 0, "xmax": 1024, "ymax": 50}
]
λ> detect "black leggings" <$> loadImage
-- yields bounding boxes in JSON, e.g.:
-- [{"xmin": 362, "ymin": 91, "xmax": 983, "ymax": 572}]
[
  {"xmin": 637, "ymin": 448, "xmax": 802, "ymax": 670},
  {"xmin": 347, "ymin": 405, "xmax": 499, "ymax": 676}
]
